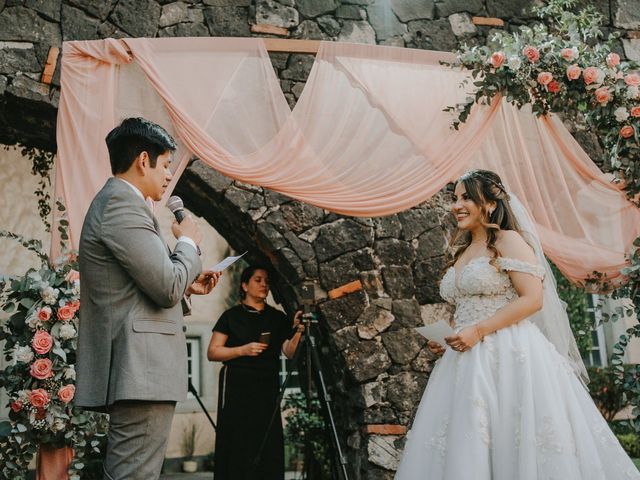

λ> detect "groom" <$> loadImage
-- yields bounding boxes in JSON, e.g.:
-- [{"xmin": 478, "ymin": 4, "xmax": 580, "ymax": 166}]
[{"xmin": 75, "ymin": 117, "xmax": 218, "ymax": 480}]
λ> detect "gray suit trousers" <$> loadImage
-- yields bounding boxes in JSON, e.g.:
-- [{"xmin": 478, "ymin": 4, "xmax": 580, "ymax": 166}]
[{"xmin": 103, "ymin": 401, "xmax": 176, "ymax": 480}]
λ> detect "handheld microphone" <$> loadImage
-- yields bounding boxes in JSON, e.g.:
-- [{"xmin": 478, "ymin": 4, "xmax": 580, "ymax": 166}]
[
  {"xmin": 166, "ymin": 196, "xmax": 186, "ymax": 223},
  {"xmin": 166, "ymin": 195, "xmax": 200, "ymax": 255}
]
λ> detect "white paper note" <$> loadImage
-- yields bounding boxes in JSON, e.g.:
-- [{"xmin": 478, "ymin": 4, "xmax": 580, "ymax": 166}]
[
  {"xmin": 210, "ymin": 251, "xmax": 247, "ymax": 272},
  {"xmin": 415, "ymin": 320, "xmax": 454, "ymax": 346}
]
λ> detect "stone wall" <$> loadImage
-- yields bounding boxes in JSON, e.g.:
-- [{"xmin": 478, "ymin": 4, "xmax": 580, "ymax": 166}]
[{"xmin": 2, "ymin": 1, "xmax": 640, "ymax": 477}]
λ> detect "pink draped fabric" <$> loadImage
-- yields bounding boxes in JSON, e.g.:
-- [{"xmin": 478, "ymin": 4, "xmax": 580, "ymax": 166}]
[{"xmin": 54, "ymin": 37, "xmax": 640, "ymax": 284}]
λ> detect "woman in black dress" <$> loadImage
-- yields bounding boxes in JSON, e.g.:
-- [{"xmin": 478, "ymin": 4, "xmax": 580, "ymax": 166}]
[{"xmin": 208, "ymin": 265, "xmax": 303, "ymax": 480}]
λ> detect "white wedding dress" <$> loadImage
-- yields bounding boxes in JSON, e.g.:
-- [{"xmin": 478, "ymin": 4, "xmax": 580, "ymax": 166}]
[{"xmin": 395, "ymin": 256, "xmax": 639, "ymax": 480}]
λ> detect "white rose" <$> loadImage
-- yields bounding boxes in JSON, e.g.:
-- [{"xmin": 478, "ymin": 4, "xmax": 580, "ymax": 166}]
[
  {"xmin": 26, "ymin": 314, "xmax": 40, "ymax": 330},
  {"xmin": 14, "ymin": 345, "xmax": 34, "ymax": 363},
  {"xmin": 59, "ymin": 323, "xmax": 77, "ymax": 340},
  {"xmin": 614, "ymin": 107, "xmax": 630, "ymax": 122},
  {"xmin": 627, "ymin": 85, "xmax": 639, "ymax": 99},
  {"xmin": 507, "ymin": 56, "xmax": 522, "ymax": 70},
  {"xmin": 63, "ymin": 365, "xmax": 76, "ymax": 381},
  {"xmin": 41, "ymin": 286, "xmax": 59, "ymax": 305},
  {"xmin": 51, "ymin": 417, "xmax": 66, "ymax": 432}
]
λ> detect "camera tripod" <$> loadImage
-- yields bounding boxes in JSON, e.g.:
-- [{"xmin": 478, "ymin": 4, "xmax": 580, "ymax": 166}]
[{"xmin": 250, "ymin": 310, "xmax": 350, "ymax": 480}]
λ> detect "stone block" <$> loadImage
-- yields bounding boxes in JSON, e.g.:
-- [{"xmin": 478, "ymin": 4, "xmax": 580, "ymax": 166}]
[
  {"xmin": 357, "ymin": 305, "xmax": 394, "ymax": 339},
  {"xmin": 297, "ymin": 0, "xmax": 339, "ymax": 18},
  {"xmin": 281, "ymin": 53, "xmax": 316, "ymax": 81},
  {"xmin": 436, "ymin": 0, "xmax": 483, "ymax": 17},
  {"xmin": 159, "ymin": 1, "xmax": 189, "ymax": 27},
  {"xmin": 66, "ymin": 0, "xmax": 114, "ymax": 20},
  {"xmin": 314, "ymin": 218, "xmax": 373, "ymax": 262},
  {"xmin": 391, "ymin": 298, "xmax": 422, "ymax": 328},
  {"xmin": 344, "ymin": 339, "xmax": 392, "ymax": 382},
  {"xmin": 614, "ymin": 0, "xmax": 640, "ymax": 29},
  {"xmin": 390, "ymin": 0, "xmax": 434, "ymax": 22},
  {"xmin": 25, "ymin": 0, "xmax": 61, "ymax": 22},
  {"xmin": 317, "ymin": 15, "xmax": 341, "ymax": 36},
  {"xmin": 338, "ymin": 20, "xmax": 377, "ymax": 44},
  {"xmin": 449, "ymin": 12, "xmax": 477, "ymax": 36},
  {"xmin": 367, "ymin": 435, "xmax": 402, "ymax": 471},
  {"xmin": 203, "ymin": 6, "xmax": 250, "ymax": 36},
  {"xmin": 62, "ymin": 4, "xmax": 102, "ymax": 41},
  {"xmin": 318, "ymin": 289, "xmax": 367, "ymax": 331},
  {"xmin": 374, "ymin": 238, "xmax": 415, "ymax": 267},
  {"xmin": 256, "ymin": 0, "xmax": 299, "ymax": 28},
  {"xmin": 0, "ymin": 42, "xmax": 39, "ymax": 75},
  {"xmin": 398, "ymin": 208, "xmax": 440, "ymax": 240},
  {"xmin": 367, "ymin": 0, "xmax": 407, "ymax": 41},
  {"xmin": 110, "ymin": 0, "xmax": 161, "ymax": 37},
  {"xmin": 382, "ymin": 265, "xmax": 415, "ymax": 298},
  {"xmin": 407, "ymin": 18, "xmax": 457, "ymax": 51},
  {"xmin": 381, "ymin": 328, "xmax": 425, "ymax": 364}
]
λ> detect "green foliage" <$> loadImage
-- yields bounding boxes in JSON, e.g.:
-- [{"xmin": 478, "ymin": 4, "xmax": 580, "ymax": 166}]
[
  {"xmin": 283, "ymin": 392, "xmax": 332, "ymax": 478},
  {"xmin": 0, "ymin": 211, "xmax": 108, "ymax": 479},
  {"xmin": 587, "ymin": 365, "xmax": 628, "ymax": 421},
  {"xmin": 550, "ymin": 262, "xmax": 592, "ymax": 354},
  {"xmin": 617, "ymin": 432, "xmax": 640, "ymax": 458},
  {"xmin": 447, "ymin": 0, "xmax": 640, "ymax": 200}
]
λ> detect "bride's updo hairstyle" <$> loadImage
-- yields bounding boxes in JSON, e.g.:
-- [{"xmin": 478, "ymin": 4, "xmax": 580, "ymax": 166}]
[{"xmin": 446, "ymin": 169, "xmax": 521, "ymax": 269}]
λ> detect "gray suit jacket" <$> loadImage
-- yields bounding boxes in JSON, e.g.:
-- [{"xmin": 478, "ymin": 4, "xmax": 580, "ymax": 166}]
[{"xmin": 75, "ymin": 177, "xmax": 202, "ymax": 409}]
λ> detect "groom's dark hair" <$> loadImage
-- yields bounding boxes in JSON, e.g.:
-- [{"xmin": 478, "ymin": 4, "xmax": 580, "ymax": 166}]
[{"xmin": 106, "ymin": 117, "xmax": 177, "ymax": 175}]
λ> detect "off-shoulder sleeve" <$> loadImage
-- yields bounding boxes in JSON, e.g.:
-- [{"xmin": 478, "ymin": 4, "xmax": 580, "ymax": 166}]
[{"xmin": 496, "ymin": 257, "xmax": 545, "ymax": 280}]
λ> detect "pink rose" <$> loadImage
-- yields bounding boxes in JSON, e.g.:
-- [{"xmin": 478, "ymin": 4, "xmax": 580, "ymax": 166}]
[
  {"xmin": 621, "ymin": 125, "xmax": 635, "ymax": 138},
  {"xmin": 57, "ymin": 304, "xmax": 75, "ymax": 322},
  {"xmin": 566, "ymin": 64, "xmax": 581, "ymax": 80},
  {"xmin": 625, "ymin": 73, "xmax": 640, "ymax": 86},
  {"xmin": 547, "ymin": 81, "xmax": 561, "ymax": 93},
  {"xmin": 65, "ymin": 269, "xmax": 80, "ymax": 283},
  {"xmin": 490, "ymin": 51, "xmax": 505, "ymax": 69},
  {"xmin": 537, "ymin": 71, "xmax": 553, "ymax": 86},
  {"xmin": 630, "ymin": 106, "xmax": 640, "ymax": 117},
  {"xmin": 606, "ymin": 52, "xmax": 620, "ymax": 68},
  {"xmin": 32, "ymin": 330, "xmax": 53, "ymax": 355},
  {"xmin": 560, "ymin": 48, "xmax": 576, "ymax": 61},
  {"xmin": 69, "ymin": 300, "xmax": 80, "ymax": 313},
  {"xmin": 523, "ymin": 45, "xmax": 540, "ymax": 63},
  {"xmin": 10, "ymin": 400, "xmax": 23, "ymax": 413},
  {"xmin": 583, "ymin": 66, "xmax": 602, "ymax": 85},
  {"xmin": 594, "ymin": 86, "xmax": 611, "ymax": 104},
  {"xmin": 30, "ymin": 358, "xmax": 54, "ymax": 380},
  {"xmin": 58, "ymin": 385, "xmax": 75, "ymax": 404},
  {"xmin": 29, "ymin": 388, "xmax": 51, "ymax": 408},
  {"xmin": 37, "ymin": 306, "xmax": 52, "ymax": 322}
]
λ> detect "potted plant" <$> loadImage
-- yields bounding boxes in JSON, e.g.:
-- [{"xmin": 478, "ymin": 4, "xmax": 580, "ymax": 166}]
[{"xmin": 181, "ymin": 423, "xmax": 198, "ymax": 473}]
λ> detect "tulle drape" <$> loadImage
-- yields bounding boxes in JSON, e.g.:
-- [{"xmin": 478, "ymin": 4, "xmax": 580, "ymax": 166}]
[{"xmin": 54, "ymin": 38, "xmax": 640, "ymax": 284}]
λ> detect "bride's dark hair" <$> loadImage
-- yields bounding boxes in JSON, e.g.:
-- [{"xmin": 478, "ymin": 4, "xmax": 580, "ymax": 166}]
[{"xmin": 445, "ymin": 170, "xmax": 521, "ymax": 270}]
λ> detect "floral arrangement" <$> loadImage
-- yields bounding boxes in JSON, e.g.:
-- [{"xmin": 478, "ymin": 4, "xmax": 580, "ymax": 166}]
[
  {"xmin": 447, "ymin": 0, "xmax": 640, "ymax": 200},
  {"xmin": 0, "ymin": 228, "xmax": 108, "ymax": 480},
  {"xmin": 446, "ymin": 0, "xmax": 640, "ymax": 431}
]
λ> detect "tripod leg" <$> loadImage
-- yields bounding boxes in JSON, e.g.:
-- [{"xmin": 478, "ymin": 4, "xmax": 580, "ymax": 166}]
[{"xmin": 306, "ymin": 333, "xmax": 350, "ymax": 480}]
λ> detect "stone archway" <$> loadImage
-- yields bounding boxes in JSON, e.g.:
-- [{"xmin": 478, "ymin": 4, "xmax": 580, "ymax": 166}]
[{"xmin": 175, "ymin": 159, "xmax": 455, "ymax": 478}]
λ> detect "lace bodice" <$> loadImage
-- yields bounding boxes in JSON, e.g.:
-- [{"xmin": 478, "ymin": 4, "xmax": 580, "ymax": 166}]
[{"xmin": 440, "ymin": 256, "xmax": 545, "ymax": 330}]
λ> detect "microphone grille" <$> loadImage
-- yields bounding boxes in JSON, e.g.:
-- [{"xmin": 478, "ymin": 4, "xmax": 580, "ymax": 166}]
[{"xmin": 166, "ymin": 195, "xmax": 184, "ymax": 212}]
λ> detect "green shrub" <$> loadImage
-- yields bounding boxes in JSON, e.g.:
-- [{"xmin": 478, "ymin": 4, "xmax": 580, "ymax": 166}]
[
  {"xmin": 588, "ymin": 365, "xmax": 627, "ymax": 421},
  {"xmin": 617, "ymin": 433, "xmax": 640, "ymax": 458}
]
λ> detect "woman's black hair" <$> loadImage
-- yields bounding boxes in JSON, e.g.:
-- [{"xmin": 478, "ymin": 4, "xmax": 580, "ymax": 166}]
[{"xmin": 239, "ymin": 265, "xmax": 270, "ymax": 300}]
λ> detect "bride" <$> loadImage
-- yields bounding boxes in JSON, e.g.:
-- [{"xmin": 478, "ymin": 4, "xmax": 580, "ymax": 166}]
[{"xmin": 395, "ymin": 169, "xmax": 639, "ymax": 479}]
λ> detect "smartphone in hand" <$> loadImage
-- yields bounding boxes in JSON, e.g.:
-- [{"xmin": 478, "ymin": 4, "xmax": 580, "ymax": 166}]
[{"xmin": 258, "ymin": 332, "xmax": 271, "ymax": 346}]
